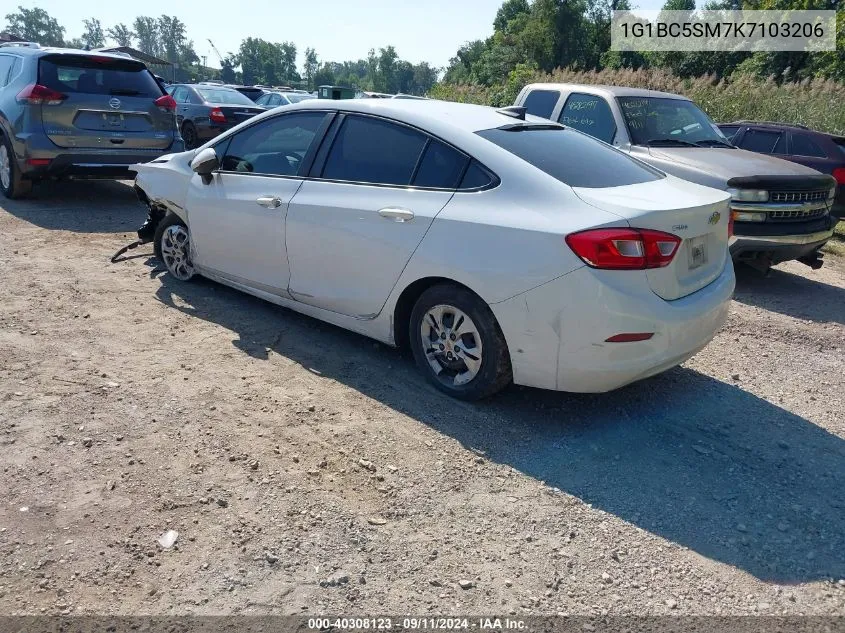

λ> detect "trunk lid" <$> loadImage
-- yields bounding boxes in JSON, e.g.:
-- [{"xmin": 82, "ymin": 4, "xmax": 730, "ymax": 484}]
[
  {"xmin": 38, "ymin": 53, "xmax": 174, "ymax": 150},
  {"xmin": 194, "ymin": 86, "xmax": 264, "ymax": 124},
  {"xmin": 572, "ymin": 176, "xmax": 732, "ymax": 301}
]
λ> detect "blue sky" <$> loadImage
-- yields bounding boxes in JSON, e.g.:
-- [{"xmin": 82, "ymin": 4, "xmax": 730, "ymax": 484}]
[{"xmin": 11, "ymin": 0, "xmax": 668, "ymax": 70}]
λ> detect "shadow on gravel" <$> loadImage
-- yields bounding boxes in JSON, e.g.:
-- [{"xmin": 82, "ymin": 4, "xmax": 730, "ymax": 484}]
[
  {"xmin": 734, "ymin": 265, "xmax": 845, "ymax": 326},
  {"xmin": 155, "ymin": 276, "xmax": 845, "ymax": 585},
  {"xmin": 0, "ymin": 180, "xmax": 143, "ymax": 233}
]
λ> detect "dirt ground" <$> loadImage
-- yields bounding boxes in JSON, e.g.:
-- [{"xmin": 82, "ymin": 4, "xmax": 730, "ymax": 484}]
[{"xmin": 0, "ymin": 180, "xmax": 843, "ymax": 617}]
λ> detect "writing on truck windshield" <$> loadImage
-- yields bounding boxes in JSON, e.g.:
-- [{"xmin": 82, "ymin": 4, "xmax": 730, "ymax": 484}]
[{"xmin": 618, "ymin": 96, "xmax": 731, "ymax": 147}]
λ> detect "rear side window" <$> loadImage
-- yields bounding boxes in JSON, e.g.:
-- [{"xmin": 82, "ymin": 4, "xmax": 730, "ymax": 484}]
[
  {"xmin": 0, "ymin": 55, "xmax": 14, "ymax": 87},
  {"xmin": 221, "ymin": 112, "xmax": 327, "ymax": 176},
  {"xmin": 558, "ymin": 93, "xmax": 617, "ymax": 144},
  {"xmin": 412, "ymin": 140, "xmax": 468, "ymax": 189},
  {"xmin": 322, "ymin": 115, "xmax": 427, "ymax": 186},
  {"xmin": 172, "ymin": 86, "xmax": 189, "ymax": 103},
  {"xmin": 477, "ymin": 126, "xmax": 663, "ymax": 188},
  {"xmin": 38, "ymin": 55, "xmax": 163, "ymax": 97},
  {"xmin": 459, "ymin": 161, "xmax": 495, "ymax": 190},
  {"xmin": 791, "ymin": 133, "xmax": 827, "ymax": 158},
  {"xmin": 197, "ymin": 88, "xmax": 256, "ymax": 105},
  {"xmin": 739, "ymin": 129, "xmax": 784, "ymax": 154},
  {"xmin": 523, "ymin": 90, "xmax": 560, "ymax": 120}
]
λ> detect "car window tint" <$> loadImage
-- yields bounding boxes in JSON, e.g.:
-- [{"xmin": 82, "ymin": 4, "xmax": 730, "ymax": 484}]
[
  {"xmin": 197, "ymin": 88, "xmax": 256, "ymax": 105},
  {"xmin": 523, "ymin": 90, "xmax": 560, "ymax": 119},
  {"xmin": 739, "ymin": 129, "xmax": 783, "ymax": 154},
  {"xmin": 322, "ymin": 115, "xmax": 427, "ymax": 186},
  {"xmin": 172, "ymin": 86, "xmax": 188, "ymax": 103},
  {"xmin": 0, "ymin": 55, "xmax": 14, "ymax": 87},
  {"xmin": 413, "ymin": 140, "xmax": 468, "ymax": 189},
  {"xmin": 38, "ymin": 55, "xmax": 162, "ymax": 97},
  {"xmin": 477, "ymin": 126, "xmax": 663, "ymax": 188},
  {"xmin": 558, "ymin": 93, "xmax": 616, "ymax": 143},
  {"xmin": 221, "ymin": 112, "xmax": 327, "ymax": 176},
  {"xmin": 719, "ymin": 125, "xmax": 740, "ymax": 141},
  {"xmin": 459, "ymin": 161, "xmax": 495, "ymax": 190},
  {"xmin": 791, "ymin": 133, "xmax": 827, "ymax": 158},
  {"xmin": 255, "ymin": 94, "xmax": 270, "ymax": 106}
]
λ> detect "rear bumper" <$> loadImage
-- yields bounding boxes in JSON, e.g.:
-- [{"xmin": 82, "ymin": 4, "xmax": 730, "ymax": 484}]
[
  {"xmin": 490, "ymin": 260, "xmax": 735, "ymax": 393},
  {"xmin": 18, "ymin": 143, "xmax": 184, "ymax": 179}
]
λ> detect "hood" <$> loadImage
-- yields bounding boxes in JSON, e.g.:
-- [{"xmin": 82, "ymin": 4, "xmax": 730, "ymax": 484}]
[{"xmin": 641, "ymin": 146, "xmax": 822, "ymax": 183}]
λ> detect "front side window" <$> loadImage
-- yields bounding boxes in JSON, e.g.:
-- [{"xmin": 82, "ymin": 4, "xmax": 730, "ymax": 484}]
[
  {"xmin": 523, "ymin": 90, "xmax": 560, "ymax": 120},
  {"xmin": 718, "ymin": 125, "xmax": 740, "ymax": 142},
  {"xmin": 477, "ymin": 125, "xmax": 663, "ymax": 188},
  {"xmin": 322, "ymin": 115, "xmax": 427, "ymax": 186},
  {"xmin": 618, "ymin": 96, "xmax": 729, "ymax": 147},
  {"xmin": 221, "ymin": 112, "xmax": 327, "ymax": 176},
  {"xmin": 739, "ymin": 129, "xmax": 784, "ymax": 154},
  {"xmin": 558, "ymin": 93, "xmax": 616, "ymax": 144}
]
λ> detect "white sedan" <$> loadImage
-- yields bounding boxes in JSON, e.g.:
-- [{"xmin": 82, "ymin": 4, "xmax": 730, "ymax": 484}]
[{"xmin": 133, "ymin": 99, "xmax": 735, "ymax": 400}]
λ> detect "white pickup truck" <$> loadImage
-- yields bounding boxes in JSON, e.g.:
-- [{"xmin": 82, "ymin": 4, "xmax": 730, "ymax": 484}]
[{"xmin": 514, "ymin": 83, "xmax": 838, "ymax": 272}]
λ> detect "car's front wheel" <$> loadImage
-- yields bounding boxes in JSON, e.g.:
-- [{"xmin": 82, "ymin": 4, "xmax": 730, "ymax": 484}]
[
  {"xmin": 0, "ymin": 136, "xmax": 32, "ymax": 200},
  {"xmin": 409, "ymin": 283, "xmax": 512, "ymax": 400},
  {"xmin": 154, "ymin": 215, "xmax": 196, "ymax": 282}
]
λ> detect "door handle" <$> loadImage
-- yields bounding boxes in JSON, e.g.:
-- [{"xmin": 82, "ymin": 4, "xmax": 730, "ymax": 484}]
[
  {"xmin": 378, "ymin": 207, "xmax": 414, "ymax": 222},
  {"xmin": 256, "ymin": 196, "xmax": 282, "ymax": 209}
]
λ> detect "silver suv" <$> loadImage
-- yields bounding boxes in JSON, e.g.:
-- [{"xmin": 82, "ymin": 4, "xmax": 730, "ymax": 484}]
[
  {"xmin": 515, "ymin": 84, "xmax": 837, "ymax": 271},
  {"xmin": 0, "ymin": 42, "xmax": 183, "ymax": 199}
]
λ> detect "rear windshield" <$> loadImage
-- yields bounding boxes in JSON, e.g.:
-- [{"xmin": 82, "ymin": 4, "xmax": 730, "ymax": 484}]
[
  {"xmin": 197, "ymin": 88, "xmax": 256, "ymax": 105},
  {"xmin": 235, "ymin": 88, "xmax": 264, "ymax": 100},
  {"xmin": 38, "ymin": 55, "xmax": 162, "ymax": 97},
  {"xmin": 476, "ymin": 125, "xmax": 664, "ymax": 188}
]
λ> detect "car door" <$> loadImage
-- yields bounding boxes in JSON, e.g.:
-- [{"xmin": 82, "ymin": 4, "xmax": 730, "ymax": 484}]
[
  {"xmin": 186, "ymin": 110, "xmax": 333, "ymax": 295},
  {"xmin": 285, "ymin": 113, "xmax": 464, "ymax": 318}
]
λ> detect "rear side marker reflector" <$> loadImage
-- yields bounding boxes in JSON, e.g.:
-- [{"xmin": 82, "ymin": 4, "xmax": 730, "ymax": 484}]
[
  {"xmin": 26, "ymin": 158, "xmax": 51, "ymax": 166},
  {"xmin": 605, "ymin": 333, "xmax": 654, "ymax": 343},
  {"xmin": 565, "ymin": 228, "xmax": 681, "ymax": 270}
]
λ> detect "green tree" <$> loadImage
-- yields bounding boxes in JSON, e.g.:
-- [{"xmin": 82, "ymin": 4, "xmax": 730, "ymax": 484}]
[
  {"xmin": 494, "ymin": 0, "xmax": 531, "ymax": 31},
  {"xmin": 303, "ymin": 48, "xmax": 319, "ymax": 89},
  {"xmin": 107, "ymin": 23, "xmax": 134, "ymax": 47},
  {"xmin": 4, "ymin": 6, "xmax": 65, "ymax": 46},
  {"xmin": 376, "ymin": 45, "xmax": 399, "ymax": 92},
  {"xmin": 133, "ymin": 16, "xmax": 161, "ymax": 57},
  {"xmin": 82, "ymin": 18, "xmax": 105, "ymax": 48},
  {"xmin": 220, "ymin": 54, "xmax": 238, "ymax": 83}
]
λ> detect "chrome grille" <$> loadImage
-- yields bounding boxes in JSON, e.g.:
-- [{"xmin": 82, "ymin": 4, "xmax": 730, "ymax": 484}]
[
  {"xmin": 768, "ymin": 207, "xmax": 827, "ymax": 221},
  {"xmin": 770, "ymin": 190, "xmax": 828, "ymax": 203}
]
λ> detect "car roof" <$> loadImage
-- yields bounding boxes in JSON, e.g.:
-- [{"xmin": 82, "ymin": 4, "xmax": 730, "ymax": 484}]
[
  {"xmin": 524, "ymin": 83, "xmax": 689, "ymax": 101},
  {"xmin": 720, "ymin": 120, "xmax": 823, "ymax": 133},
  {"xmin": 287, "ymin": 98, "xmax": 552, "ymax": 136},
  {"xmin": 1, "ymin": 45, "xmax": 145, "ymax": 63}
]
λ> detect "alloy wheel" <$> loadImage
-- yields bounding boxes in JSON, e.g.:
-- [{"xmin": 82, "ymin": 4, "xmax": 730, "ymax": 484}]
[
  {"xmin": 0, "ymin": 145, "xmax": 10, "ymax": 191},
  {"xmin": 160, "ymin": 224, "xmax": 194, "ymax": 281},
  {"xmin": 419, "ymin": 304, "xmax": 483, "ymax": 387}
]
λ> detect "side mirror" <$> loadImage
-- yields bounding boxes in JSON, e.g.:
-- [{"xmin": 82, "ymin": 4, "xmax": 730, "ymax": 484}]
[{"xmin": 190, "ymin": 147, "xmax": 219, "ymax": 185}]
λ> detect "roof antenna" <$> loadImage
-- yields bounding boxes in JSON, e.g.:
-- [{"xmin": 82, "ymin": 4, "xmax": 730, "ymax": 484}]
[{"xmin": 496, "ymin": 106, "xmax": 526, "ymax": 120}]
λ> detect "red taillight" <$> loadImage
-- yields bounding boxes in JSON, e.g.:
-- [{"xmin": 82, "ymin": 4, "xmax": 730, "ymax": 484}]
[
  {"xmin": 209, "ymin": 108, "xmax": 226, "ymax": 123},
  {"xmin": 154, "ymin": 95, "xmax": 177, "ymax": 112},
  {"xmin": 16, "ymin": 84, "xmax": 66, "ymax": 106},
  {"xmin": 25, "ymin": 158, "xmax": 51, "ymax": 167},
  {"xmin": 833, "ymin": 167, "xmax": 845, "ymax": 185},
  {"xmin": 605, "ymin": 333, "xmax": 654, "ymax": 343},
  {"xmin": 565, "ymin": 228, "xmax": 682, "ymax": 270}
]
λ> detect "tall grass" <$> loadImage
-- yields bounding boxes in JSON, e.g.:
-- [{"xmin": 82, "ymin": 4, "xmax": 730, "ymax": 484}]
[{"xmin": 431, "ymin": 67, "xmax": 845, "ymax": 134}]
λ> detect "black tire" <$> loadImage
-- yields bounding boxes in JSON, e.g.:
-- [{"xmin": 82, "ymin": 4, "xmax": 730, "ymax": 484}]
[
  {"xmin": 181, "ymin": 122, "xmax": 198, "ymax": 150},
  {"xmin": 409, "ymin": 283, "xmax": 512, "ymax": 400},
  {"xmin": 0, "ymin": 135, "xmax": 33, "ymax": 200},
  {"xmin": 153, "ymin": 214, "xmax": 196, "ymax": 281}
]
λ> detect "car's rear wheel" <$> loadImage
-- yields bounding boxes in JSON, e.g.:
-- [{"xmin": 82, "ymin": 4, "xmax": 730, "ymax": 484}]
[
  {"xmin": 154, "ymin": 215, "xmax": 195, "ymax": 282},
  {"xmin": 0, "ymin": 136, "xmax": 32, "ymax": 200},
  {"xmin": 409, "ymin": 284, "xmax": 512, "ymax": 400},
  {"xmin": 181, "ymin": 122, "xmax": 198, "ymax": 150}
]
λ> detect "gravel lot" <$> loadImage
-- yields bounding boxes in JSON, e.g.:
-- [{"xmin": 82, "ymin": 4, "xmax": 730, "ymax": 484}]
[{"xmin": 1, "ymin": 180, "xmax": 843, "ymax": 617}]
